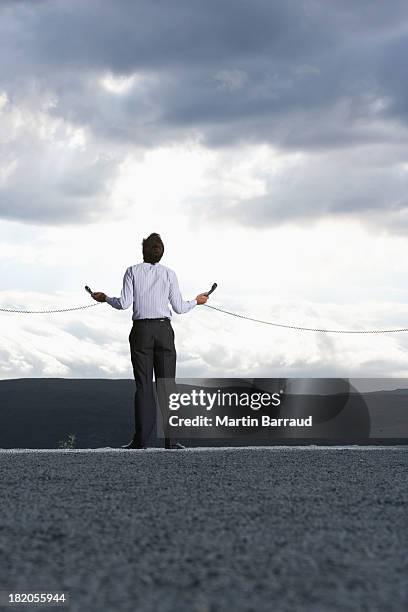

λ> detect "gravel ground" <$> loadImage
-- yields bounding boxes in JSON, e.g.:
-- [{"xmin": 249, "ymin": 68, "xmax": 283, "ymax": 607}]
[{"xmin": 0, "ymin": 448, "xmax": 407, "ymax": 612}]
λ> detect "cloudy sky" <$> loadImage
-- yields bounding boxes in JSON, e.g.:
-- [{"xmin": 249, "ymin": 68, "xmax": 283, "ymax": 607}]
[{"xmin": 2, "ymin": 0, "xmax": 408, "ymax": 379}]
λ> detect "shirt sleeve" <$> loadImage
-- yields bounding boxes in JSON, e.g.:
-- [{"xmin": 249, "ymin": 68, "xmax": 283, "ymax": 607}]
[
  {"xmin": 169, "ymin": 270, "xmax": 197, "ymax": 314},
  {"xmin": 105, "ymin": 267, "xmax": 133, "ymax": 310}
]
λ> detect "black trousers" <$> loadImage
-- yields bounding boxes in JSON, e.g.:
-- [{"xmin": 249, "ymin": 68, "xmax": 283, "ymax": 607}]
[{"xmin": 129, "ymin": 318, "xmax": 176, "ymax": 447}]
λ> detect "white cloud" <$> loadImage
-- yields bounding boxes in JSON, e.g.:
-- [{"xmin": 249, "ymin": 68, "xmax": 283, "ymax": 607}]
[
  {"xmin": 99, "ymin": 72, "xmax": 142, "ymax": 95},
  {"xmin": 2, "ymin": 139, "xmax": 408, "ymax": 379}
]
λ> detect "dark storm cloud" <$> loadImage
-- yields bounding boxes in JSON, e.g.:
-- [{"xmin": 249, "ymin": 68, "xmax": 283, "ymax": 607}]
[
  {"xmin": 1, "ymin": 0, "xmax": 408, "ymax": 225},
  {"xmin": 3, "ymin": 0, "xmax": 407, "ymax": 148},
  {"xmin": 1, "ymin": 0, "xmax": 330, "ymax": 74}
]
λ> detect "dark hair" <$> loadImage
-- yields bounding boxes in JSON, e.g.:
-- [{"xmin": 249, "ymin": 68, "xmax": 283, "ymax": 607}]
[{"xmin": 142, "ymin": 233, "xmax": 164, "ymax": 264}]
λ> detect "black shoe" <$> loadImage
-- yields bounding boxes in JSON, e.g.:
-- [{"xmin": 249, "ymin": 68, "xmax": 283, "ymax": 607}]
[
  {"xmin": 121, "ymin": 440, "xmax": 147, "ymax": 449},
  {"xmin": 165, "ymin": 442, "xmax": 186, "ymax": 450}
]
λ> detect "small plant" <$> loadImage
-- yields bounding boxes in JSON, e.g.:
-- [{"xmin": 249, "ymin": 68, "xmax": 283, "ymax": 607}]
[{"xmin": 58, "ymin": 434, "xmax": 76, "ymax": 449}]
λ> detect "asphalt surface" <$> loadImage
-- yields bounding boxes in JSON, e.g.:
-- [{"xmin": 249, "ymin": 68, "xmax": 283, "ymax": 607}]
[{"xmin": 0, "ymin": 448, "xmax": 407, "ymax": 612}]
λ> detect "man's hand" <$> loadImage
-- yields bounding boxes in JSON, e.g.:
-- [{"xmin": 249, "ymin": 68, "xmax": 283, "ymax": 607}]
[
  {"xmin": 196, "ymin": 293, "xmax": 209, "ymax": 305},
  {"xmin": 91, "ymin": 292, "xmax": 107, "ymax": 303}
]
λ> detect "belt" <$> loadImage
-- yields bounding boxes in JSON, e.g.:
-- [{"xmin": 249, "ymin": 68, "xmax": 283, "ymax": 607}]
[{"xmin": 133, "ymin": 317, "xmax": 170, "ymax": 322}]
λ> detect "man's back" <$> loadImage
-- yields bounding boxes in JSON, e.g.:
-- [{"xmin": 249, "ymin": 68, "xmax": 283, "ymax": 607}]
[{"xmin": 106, "ymin": 262, "xmax": 197, "ymax": 320}]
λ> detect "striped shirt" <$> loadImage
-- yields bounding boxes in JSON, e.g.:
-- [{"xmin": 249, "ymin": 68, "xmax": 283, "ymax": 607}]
[{"xmin": 105, "ymin": 262, "xmax": 197, "ymax": 320}]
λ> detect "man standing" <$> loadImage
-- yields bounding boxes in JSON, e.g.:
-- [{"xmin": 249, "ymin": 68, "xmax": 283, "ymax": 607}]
[{"xmin": 91, "ymin": 233, "xmax": 209, "ymax": 449}]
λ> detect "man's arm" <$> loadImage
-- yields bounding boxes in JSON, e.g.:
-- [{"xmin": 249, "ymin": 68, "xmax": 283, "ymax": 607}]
[
  {"xmin": 91, "ymin": 267, "xmax": 133, "ymax": 310},
  {"xmin": 169, "ymin": 270, "xmax": 208, "ymax": 314}
]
